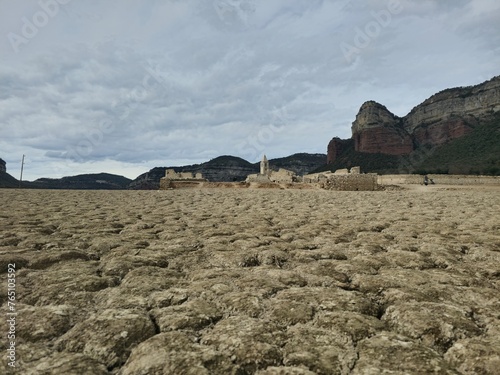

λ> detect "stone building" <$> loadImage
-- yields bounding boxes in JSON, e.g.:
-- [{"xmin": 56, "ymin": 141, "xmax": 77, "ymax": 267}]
[
  {"xmin": 159, "ymin": 169, "xmax": 206, "ymax": 189},
  {"xmin": 269, "ymin": 168, "xmax": 296, "ymax": 183},
  {"xmin": 303, "ymin": 166, "xmax": 378, "ymax": 191},
  {"xmin": 260, "ymin": 155, "xmax": 270, "ymax": 175},
  {"xmin": 246, "ymin": 155, "xmax": 297, "ymax": 184},
  {"xmin": 0, "ymin": 158, "xmax": 6, "ymax": 173}
]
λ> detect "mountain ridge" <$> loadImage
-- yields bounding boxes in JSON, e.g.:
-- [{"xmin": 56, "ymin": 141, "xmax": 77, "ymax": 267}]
[
  {"xmin": 1, "ymin": 153, "xmax": 327, "ymax": 190},
  {"xmin": 0, "ymin": 172, "xmax": 132, "ymax": 190},
  {"xmin": 129, "ymin": 153, "xmax": 327, "ymax": 190},
  {"xmin": 321, "ymin": 111, "xmax": 500, "ymax": 175},
  {"xmin": 327, "ymin": 75, "xmax": 500, "ymax": 173}
]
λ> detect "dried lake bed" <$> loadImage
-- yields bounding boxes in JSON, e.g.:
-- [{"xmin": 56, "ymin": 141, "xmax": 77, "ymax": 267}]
[{"xmin": 1, "ymin": 187, "xmax": 499, "ymax": 374}]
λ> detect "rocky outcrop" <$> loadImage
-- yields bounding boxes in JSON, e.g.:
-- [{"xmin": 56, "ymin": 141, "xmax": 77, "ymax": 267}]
[
  {"xmin": 404, "ymin": 77, "xmax": 500, "ymax": 134},
  {"xmin": 329, "ymin": 75, "xmax": 500, "ymax": 161},
  {"xmin": 351, "ymin": 101, "xmax": 413, "ymax": 155},
  {"xmin": 0, "ymin": 158, "xmax": 6, "ymax": 173},
  {"xmin": 327, "ymin": 138, "xmax": 353, "ymax": 164},
  {"xmin": 411, "ymin": 115, "xmax": 477, "ymax": 146}
]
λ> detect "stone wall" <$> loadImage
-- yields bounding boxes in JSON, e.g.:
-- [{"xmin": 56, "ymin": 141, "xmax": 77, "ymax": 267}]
[
  {"xmin": 427, "ymin": 174, "xmax": 500, "ymax": 185},
  {"xmin": 323, "ymin": 174, "xmax": 378, "ymax": 191},
  {"xmin": 333, "ymin": 168, "xmax": 349, "ymax": 175},
  {"xmin": 0, "ymin": 158, "xmax": 5, "ymax": 173},
  {"xmin": 246, "ymin": 174, "xmax": 272, "ymax": 183},
  {"xmin": 304, "ymin": 167, "xmax": 363, "ymax": 183},
  {"xmin": 165, "ymin": 169, "xmax": 204, "ymax": 180},
  {"xmin": 302, "ymin": 173, "xmax": 329, "ymax": 184},
  {"xmin": 378, "ymin": 174, "xmax": 500, "ymax": 186},
  {"xmin": 377, "ymin": 175, "xmax": 425, "ymax": 185},
  {"xmin": 269, "ymin": 168, "xmax": 295, "ymax": 183},
  {"xmin": 247, "ymin": 167, "xmax": 296, "ymax": 184},
  {"xmin": 160, "ymin": 169, "xmax": 207, "ymax": 189},
  {"xmin": 159, "ymin": 179, "xmax": 205, "ymax": 189}
]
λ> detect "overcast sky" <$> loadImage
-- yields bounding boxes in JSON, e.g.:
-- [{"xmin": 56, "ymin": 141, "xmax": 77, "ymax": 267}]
[{"xmin": 1, "ymin": 0, "xmax": 499, "ymax": 180}]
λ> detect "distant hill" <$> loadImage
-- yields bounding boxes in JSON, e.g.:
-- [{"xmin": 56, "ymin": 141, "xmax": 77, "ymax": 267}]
[
  {"xmin": 198, "ymin": 155, "xmax": 259, "ymax": 182},
  {"xmin": 264, "ymin": 153, "xmax": 327, "ymax": 176},
  {"xmin": 128, "ymin": 167, "xmax": 169, "ymax": 190},
  {"xmin": 30, "ymin": 173, "xmax": 132, "ymax": 190},
  {"xmin": 1, "ymin": 153, "xmax": 327, "ymax": 190},
  {"xmin": 130, "ymin": 155, "xmax": 258, "ymax": 190},
  {"xmin": 129, "ymin": 153, "xmax": 327, "ymax": 189},
  {"xmin": 0, "ymin": 172, "xmax": 20, "ymax": 188}
]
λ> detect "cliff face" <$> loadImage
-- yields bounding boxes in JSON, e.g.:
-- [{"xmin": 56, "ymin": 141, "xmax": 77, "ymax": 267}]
[
  {"xmin": 327, "ymin": 138, "xmax": 353, "ymax": 164},
  {"xmin": 403, "ymin": 77, "xmax": 500, "ymax": 133},
  {"xmin": 351, "ymin": 101, "xmax": 413, "ymax": 155},
  {"xmin": 328, "ymin": 75, "xmax": 500, "ymax": 163},
  {"xmin": 411, "ymin": 116, "xmax": 477, "ymax": 146}
]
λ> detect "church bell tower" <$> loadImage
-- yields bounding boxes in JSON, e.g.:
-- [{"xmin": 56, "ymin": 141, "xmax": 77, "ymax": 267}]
[{"xmin": 260, "ymin": 154, "xmax": 270, "ymax": 175}]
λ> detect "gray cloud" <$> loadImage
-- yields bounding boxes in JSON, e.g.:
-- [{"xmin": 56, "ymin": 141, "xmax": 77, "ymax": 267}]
[{"xmin": 0, "ymin": 0, "xmax": 499, "ymax": 179}]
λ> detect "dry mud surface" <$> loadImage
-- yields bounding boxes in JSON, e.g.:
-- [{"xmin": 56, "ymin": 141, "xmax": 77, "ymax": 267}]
[{"xmin": 1, "ymin": 187, "xmax": 499, "ymax": 374}]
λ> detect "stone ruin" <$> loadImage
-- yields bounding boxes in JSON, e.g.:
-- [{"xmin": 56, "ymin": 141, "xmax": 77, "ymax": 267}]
[
  {"xmin": 159, "ymin": 156, "xmax": 377, "ymax": 191},
  {"xmin": 164, "ymin": 169, "xmax": 204, "ymax": 180},
  {"xmin": 246, "ymin": 155, "xmax": 297, "ymax": 184},
  {"xmin": 303, "ymin": 166, "xmax": 378, "ymax": 191},
  {"xmin": 245, "ymin": 156, "xmax": 375, "ymax": 190},
  {"xmin": 159, "ymin": 169, "xmax": 207, "ymax": 189},
  {"xmin": 303, "ymin": 167, "xmax": 359, "ymax": 183}
]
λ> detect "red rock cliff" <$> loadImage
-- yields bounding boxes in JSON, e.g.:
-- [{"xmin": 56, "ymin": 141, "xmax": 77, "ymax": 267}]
[
  {"xmin": 351, "ymin": 101, "xmax": 413, "ymax": 155},
  {"xmin": 327, "ymin": 75, "xmax": 500, "ymax": 162},
  {"xmin": 327, "ymin": 138, "xmax": 352, "ymax": 164}
]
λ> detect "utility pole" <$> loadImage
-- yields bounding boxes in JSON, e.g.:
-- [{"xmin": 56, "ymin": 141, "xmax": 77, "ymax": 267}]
[{"xmin": 19, "ymin": 154, "xmax": 25, "ymax": 188}]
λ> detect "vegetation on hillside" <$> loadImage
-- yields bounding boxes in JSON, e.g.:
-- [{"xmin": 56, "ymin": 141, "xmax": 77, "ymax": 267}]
[
  {"xmin": 264, "ymin": 153, "xmax": 327, "ymax": 175},
  {"xmin": 316, "ymin": 113, "xmax": 500, "ymax": 175},
  {"xmin": 313, "ymin": 145, "xmax": 402, "ymax": 174},
  {"xmin": 413, "ymin": 114, "xmax": 500, "ymax": 175}
]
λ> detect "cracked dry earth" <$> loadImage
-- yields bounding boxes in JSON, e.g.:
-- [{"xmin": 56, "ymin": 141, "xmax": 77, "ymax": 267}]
[{"xmin": 0, "ymin": 188, "xmax": 499, "ymax": 374}]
